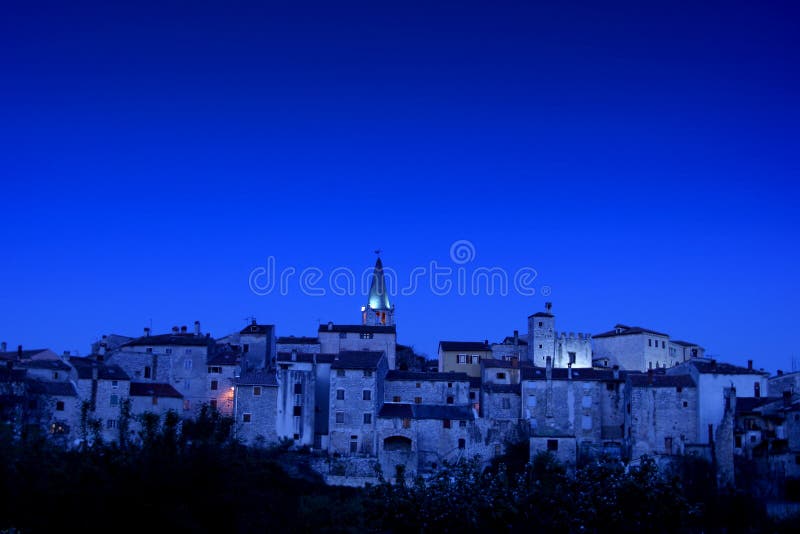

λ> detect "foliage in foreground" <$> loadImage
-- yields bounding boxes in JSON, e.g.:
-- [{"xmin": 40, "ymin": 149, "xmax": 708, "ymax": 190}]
[{"xmin": 0, "ymin": 411, "xmax": 797, "ymax": 533}]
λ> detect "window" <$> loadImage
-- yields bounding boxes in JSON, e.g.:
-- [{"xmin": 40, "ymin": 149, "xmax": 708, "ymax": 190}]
[
  {"xmin": 106, "ymin": 419, "xmax": 117, "ymax": 429},
  {"xmin": 443, "ymin": 419, "xmax": 451, "ymax": 429},
  {"xmin": 547, "ymin": 439, "xmax": 559, "ymax": 451},
  {"xmin": 414, "ymin": 397, "xmax": 422, "ymax": 404},
  {"xmin": 754, "ymin": 382, "xmax": 761, "ymax": 398},
  {"xmin": 502, "ymin": 398, "xmax": 511, "ymax": 409},
  {"xmin": 294, "ymin": 383, "xmax": 303, "ymax": 394},
  {"xmin": 336, "ymin": 369, "xmax": 346, "ymax": 377},
  {"xmin": 582, "ymin": 395, "xmax": 592, "ymax": 408},
  {"xmin": 568, "ymin": 352, "xmax": 576, "ymax": 365},
  {"xmin": 56, "ymin": 401, "xmax": 64, "ymax": 411},
  {"xmin": 538, "ymin": 344, "xmax": 543, "ymax": 349},
  {"xmin": 335, "ymin": 412, "xmax": 345, "ymax": 424},
  {"xmin": 183, "ymin": 400, "xmax": 191, "ymax": 411},
  {"xmin": 144, "ymin": 366, "xmax": 152, "ymax": 379},
  {"xmin": 243, "ymin": 343, "xmax": 249, "ymax": 353},
  {"xmin": 293, "ymin": 406, "xmax": 302, "ymax": 416},
  {"xmin": 392, "ymin": 396, "xmax": 401, "ymax": 402},
  {"xmin": 538, "ymin": 321, "xmax": 543, "ymax": 327},
  {"xmin": 208, "ymin": 366, "xmax": 222, "ymax": 374},
  {"xmin": 339, "ymin": 332, "xmax": 347, "ymax": 339},
  {"xmin": 254, "ymin": 386, "xmax": 262, "ymax": 396},
  {"xmin": 110, "ymin": 394, "xmax": 119, "ymax": 406},
  {"xmin": 459, "ymin": 420, "xmax": 466, "ymax": 428},
  {"xmin": 211, "ymin": 380, "xmax": 218, "ymax": 391},
  {"xmin": 735, "ymin": 435, "xmax": 742, "ymax": 448},
  {"xmin": 146, "ymin": 347, "xmax": 153, "ymax": 354},
  {"xmin": 582, "ymin": 415, "xmax": 592, "ymax": 430},
  {"xmin": 665, "ymin": 437, "xmax": 673, "ymax": 454},
  {"xmin": 166, "ymin": 348, "xmax": 172, "ymax": 355},
  {"xmin": 676, "ymin": 386, "xmax": 683, "ymax": 393},
  {"xmin": 336, "ymin": 389, "xmax": 345, "ymax": 400},
  {"xmin": 606, "ymin": 383, "xmax": 615, "ymax": 391},
  {"xmin": 242, "ymin": 413, "xmax": 252, "ymax": 423},
  {"xmin": 363, "ymin": 369, "xmax": 373, "ymax": 378},
  {"xmin": 458, "ymin": 354, "xmax": 467, "ymax": 364},
  {"xmin": 53, "ymin": 371, "xmax": 59, "ymax": 380},
  {"xmin": 496, "ymin": 372, "xmax": 506, "ymax": 380},
  {"xmin": 184, "ymin": 359, "xmax": 192, "ymax": 370},
  {"xmin": 152, "ymin": 396, "xmax": 158, "ymax": 406},
  {"xmin": 293, "ymin": 433, "xmax": 300, "ymax": 440},
  {"xmin": 111, "ymin": 380, "xmax": 118, "ymax": 388},
  {"xmin": 210, "ymin": 399, "xmax": 217, "ymax": 410},
  {"xmin": 469, "ymin": 392, "xmax": 476, "ymax": 400},
  {"xmin": 458, "ymin": 438, "xmax": 465, "ymax": 449},
  {"xmin": 469, "ymin": 355, "xmax": 480, "ymax": 364},
  {"xmin": 402, "ymin": 418, "xmax": 411, "ymax": 429},
  {"xmin": 447, "ymin": 396, "xmax": 454, "ymax": 405},
  {"xmin": 185, "ymin": 349, "xmax": 192, "ymax": 355},
  {"xmin": 683, "ymin": 401, "xmax": 688, "ymax": 407},
  {"xmin": 360, "ymin": 333, "xmax": 374, "ymax": 340},
  {"xmin": 363, "ymin": 390, "xmax": 371, "ymax": 401},
  {"xmin": 447, "ymin": 382, "xmax": 453, "ymax": 388},
  {"xmin": 527, "ymin": 395, "xmax": 536, "ymax": 407},
  {"xmin": 350, "ymin": 438, "xmax": 358, "ymax": 453},
  {"xmin": 416, "ymin": 382, "xmax": 421, "ymax": 388},
  {"xmin": 184, "ymin": 379, "xmax": 191, "ymax": 390},
  {"xmin": 363, "ymin": 413, "xmax": 372, "ymax": 424},
  {"xmin": 662, "ymin": 341, "xmax": 666, "ymax": 349}
]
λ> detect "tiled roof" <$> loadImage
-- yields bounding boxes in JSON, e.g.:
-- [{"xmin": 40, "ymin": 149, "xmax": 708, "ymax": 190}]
[
  {"xmin": 385, "ymin": 371, "xmax": 470, "ymax": 382},
  {"xmin": 129, "ymin": 382, "xmax": 183, "ymax": 398},
  {"xmin": 69, "ymin": 357, "xmax": 130, "ymax": 381},
  {"xmin": 277, "ymin": 352, "xmax": 337, "ymax": 364},
  {"xmin": 593, "ymin": 324, "xmax": 669, "ymax": 339},
  {"xmin": 276, "ymin": 336, "xmax": 319, "ymax": 344},
  {"xmin": 331, "ymin": 351, "xmax": 384, "ymax": 370},
  {"xmin": 688, "ymin": 359, "xmax": 769, "ymax": 376},
  {"xmin": 736, "ymin": 397, "xmax": 777, "ymax": 414},
  {"xmin": 26, "ymin": 379, "xmax": 77, "ymax": 397},
  {"xmin": 235, "ymin": 371, "xmax": 278, "ymax": 387},
  {"xmin": 206, "ymin": 352, "xmax": 241, "ymax": 366},
  {"xmin": 0, "ymin": 349, "xmax": 51, "ymax": 361},
  {"xmin": 318, "ymin": 324, "xmax": 396, "ymax": 334},
  {"xmin": 240, "ymin": 323, "xmax": 274, "ymax": 335},
  {"xmin": 628, "ymin": 374, "xmax": 695, "ymax": 388},
  {"xmin": 438, "ymin": 341, "xmax": 490, "ymax": 352},
  {"xmin": 521, "ymin": 367, "xmax": 620, "ymax": 381},
  {"xmin": 499, "ymin": 336, "xmax": 528, "ymax": 346},
  {"xmin": 124, "ymin": 334, "xmax": 214, "ymax": 348},
  {"xmin": 17, "ymin": 359, "xmax": 71, "ymax": 371},
  {"xmin": 378, "ymin": 403, "xmax": 474, "ymax": 421}
]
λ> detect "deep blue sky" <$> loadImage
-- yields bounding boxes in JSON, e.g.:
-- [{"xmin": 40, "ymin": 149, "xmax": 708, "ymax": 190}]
[{"xmin": 1, "ymin": 1, "xmax": 798, "ymax": 371}]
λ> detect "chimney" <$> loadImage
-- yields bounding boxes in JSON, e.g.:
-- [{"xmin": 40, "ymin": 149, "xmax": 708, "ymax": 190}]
[
  {"xmin": 327, "ymin": 321, "xmax": 333, "ymax": 331},
  {"xmin": 545, "ymin": 302, "xmax": 552, "ymax": 313},
  {"xmin": 194, "ymin": 321, "xmax": 201, "ymax": 335},
  {"xmin": 180, "ymin": 325, "xmax": 188, "ymax": 334},
  {"xmin": 567, "ymin": 363, "xmax": 573, "ymax": 380},
  {"xmin": 778, "ymin": 369, "xmax": 784, "ymax": 376},
  {"xmin": 613, "ymin": 365, "xmax": 620, "ymax": 381},
  {"xmin": 647, "ymin": 368, "xmax": 653, "ymax": 384},
  {"xmin": 511, "ymin": 356, "xmax": 519, "ymax": 368},
  {"xmin": 144, "ymin": 327, "xmax": 151, "ymax": 337},
  {"xmin": 63, "ymin": 351, "xmax": 70, "ymax": 356},
  {"xmin": 513, "ymin": 330, "xmax": 519, "ymax": 346},
  {"xmin": 17, "ymin": 345, "xmax": 22, "ymax": 360},
  {"xmin": 92, "ymin": 366, "xmax": 99, "ymax": 381},
  {"xmin": 783, "ymin": 390, "xmax": 792, "ymax": 407},
  {"xmin": 1, "ymin": 341, "xmax": 6, "ymax": 353},
  {"xmin": 99, "ymin": 344, "xmax": 106, "ymax": 356},
  {"xmin": 747, "ymin": 359, "xmax": 753, "ymax": 370},
  {"xmin": 251, "ymin": 318, "xmax": 257, "ymax": 326},
  {"xmin": 172, "ymin": 326, "xmax": 179, "ymax": 334},
  {"xmin": 291, "ymin": 349, "xmax": 297, "ymax": 362},
  {"xmin": 484, "ymin": 339, "xmax": 489, "ymax": 347},
  {"xmin": 545, "ymin": 356, "xmax": 552, "ymax": 380}
]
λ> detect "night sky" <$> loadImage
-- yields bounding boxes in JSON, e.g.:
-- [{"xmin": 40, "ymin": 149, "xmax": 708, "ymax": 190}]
[{"xmin": 2, "ymin": 1, "xmax": 798, "ymax": 370}]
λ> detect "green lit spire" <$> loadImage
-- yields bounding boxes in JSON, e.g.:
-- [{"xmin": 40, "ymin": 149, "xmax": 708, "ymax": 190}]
[{"xmin": 367, "ymin": 257, "xmax": 391, "ymax": 310}]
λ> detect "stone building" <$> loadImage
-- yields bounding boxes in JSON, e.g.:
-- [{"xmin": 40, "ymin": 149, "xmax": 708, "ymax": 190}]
[
  {"xmin": 319, "ymin": 323, "xmax": 397, "ymax": 371},
  {"xmin": 667, "ymin": 358, "xmax": 770, "ymax": 446},
  {"xmin": 329, "ymin": 351, "xmax": 387, "ymax": 456},
  {"xmin": 521, "ymin": 358, "xmax": 625, "ymax": 466},
  {"xmin": 626, "ymin": 372, "xmax": 699, "ymax": 460},
  {"xmin": 276, "ymin": 336, "xmax": 321, "ymax": 354},
  {"xmin": 234, "ymin": 370, "xmax": 279, "ymax": 446},
  {"xmin": 206, "ymin": 349, "xmax": 239, "ymax": 416},
  {"xmin": 438, "ymin": 341, "xmax": 492, "ymax": 378},
  {"xmin": 69, "ymin": 356, "xmax": 131, "ymax": 442},
  {"xmin": 593, "ymin": 324, "xmax": 704, "ymax": 371},
  {"xmin": 491, "ymin": 331, "xmax": 527, "ymax": 361},
  {"xmin": 275, "ymin": 351, "xmax": 335, "ymax": 448},
  {"xmin": 128, "ymin": 382, "xmax": 183, "ymax": 418},
  {"xmin": 107, "ymin": 326, "xmax": 216, "ymax": 416},
  {"xmin": 384, "ymin": 370, "xmax": 471, "ymax": 405},
  {"xmin": 527, "ymin": 303, "xmax": 592, "ymax": 368}
]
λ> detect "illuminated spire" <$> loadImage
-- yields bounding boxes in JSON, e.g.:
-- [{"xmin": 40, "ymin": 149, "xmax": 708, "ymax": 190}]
[{"xmin": 367, "ymin": 257, "xmax": 391, "ymax": 311}]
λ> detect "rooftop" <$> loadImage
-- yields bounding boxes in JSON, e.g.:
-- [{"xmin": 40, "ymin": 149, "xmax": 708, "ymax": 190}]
[
  {"xmin": 593, "ymin": 324, "xmax": 669, "ymax": 339},
  {"xmin": 331, "ymin": 351, "xmax": 385, "ymax": 370},
  {"xmin": 385, "ymin": 370, "xmax": 470, "ymax": 382},
  {"xmin": 438, "ymin": 341, "xmax": 490, "ymax": 352},
  {"xmin": 69, "ymin": 357, "xmax": 130, "ymax": 381},
  {"xmin": 378, "ymin": 403, "xmax": 474, "ymax": 421},
  {"xmin": 628, "ymin": 374, "xmax": 695, "ymax": 388},
  {"xmin": 318, "ymin": 324, "xmax": 396, "ymax": 334},
  {"xmin": 277, "ymin": 352, "xmax": 337, "ymax": 364},
  {"xmin": 129, "ymin": 382, "xmax": 183, "ymax": 399},
  {"xmin": 235, "ymin": 371, "xmax": 278, "ymax": 387},
  {"xmin": 26, "ymin": 379, "xmax": 77, "ymax": 397},
  {"xmin": 687, "ymin": 359, "xmax": 769, "ymax": 376},
  {"xmin": 276, "ymin": 336, "xmax": 319, "ymax": 345},
  {"xmin": 123, "ymin": 333, "xmax": 214, "ymax": 348},
  {"xmin": 240, "ymin": 323, "xmax": 275, "ymax": 335},
  {"xmin": 521, "ymin": 367, "xmax": 621, "ymax": 382}
]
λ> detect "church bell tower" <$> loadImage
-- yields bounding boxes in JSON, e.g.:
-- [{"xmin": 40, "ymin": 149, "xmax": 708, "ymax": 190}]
[{"xmin": 362, "ymin": 255, "xmax": 395, "ymax": 326}]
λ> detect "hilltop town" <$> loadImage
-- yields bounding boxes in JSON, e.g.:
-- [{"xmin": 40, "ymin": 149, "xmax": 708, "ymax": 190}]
[{"xmin": 2, "ymin": 257, "xmax": 798, "ymax": 501}]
